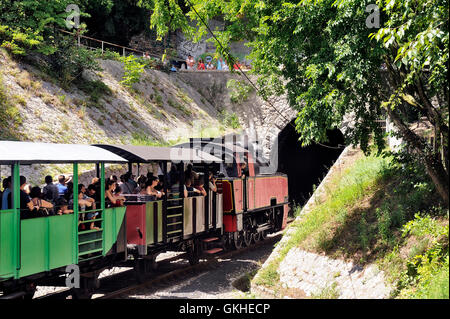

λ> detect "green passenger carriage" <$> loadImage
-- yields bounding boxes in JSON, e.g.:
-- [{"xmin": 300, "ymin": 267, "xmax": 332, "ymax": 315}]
[{"xmin": 0, "ymin": 141, "xmax": 128, "ymax": 299}]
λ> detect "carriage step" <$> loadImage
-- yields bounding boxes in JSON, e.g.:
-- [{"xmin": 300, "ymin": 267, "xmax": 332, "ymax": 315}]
[
  {"xmin": 202, "ymin": 237, "xmax": 219, "ymax": 243},
  {"xmin": 204, "ymin": 248, "xmax": 223, "ymax": 255}
]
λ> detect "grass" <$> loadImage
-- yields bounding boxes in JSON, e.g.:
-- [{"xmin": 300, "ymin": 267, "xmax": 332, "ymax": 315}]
[
  {"xmin": 252, "ymin": 149, "xmax": 448, "ymax": 299},
  {"xmin": 168, "ymin": 98, "xmax": 192, "ymax": 117},
  {"xmin": 311, "ymin": 282, "xmax": 340, "ymax": 299},
  {"xmin": 129, "ymin": 132, "xmax": 169, "ymax": 146},
  {"xmin": 218, "ymin": 110, "xmax": 240, "ymax": 129},
  {"xmin": 77, "ymin": 79, "xmax": 112, "ymax": 109},
  {"xmin": 0, "ymin": 72, "xmax": 23, "ymax": 139}
]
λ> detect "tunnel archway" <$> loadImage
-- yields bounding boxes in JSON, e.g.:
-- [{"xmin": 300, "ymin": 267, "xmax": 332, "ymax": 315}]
[{"xmin": 277, "ymin": 120, "xmax": 345, "ymax": 206}]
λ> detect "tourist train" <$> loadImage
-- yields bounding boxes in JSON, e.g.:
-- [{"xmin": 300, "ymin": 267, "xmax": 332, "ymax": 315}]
[{"xmin": 0, "ymin": 139, "xmax": 289, "ymax": 299}]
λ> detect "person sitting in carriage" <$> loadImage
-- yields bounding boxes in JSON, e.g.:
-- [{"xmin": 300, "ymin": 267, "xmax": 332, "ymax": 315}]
[
  {"xmin": 30, "ymin": 186, "xmax": 55, "ymax": 217},
  {"xmin": 7, "ymin": 176, "xmax": 35, "ymax": 219}
]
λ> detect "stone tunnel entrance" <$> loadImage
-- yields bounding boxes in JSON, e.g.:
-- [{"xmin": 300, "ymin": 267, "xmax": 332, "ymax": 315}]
[{"xmin": 277, "ymin": 120, "xmax": 345, "ymax": 206}]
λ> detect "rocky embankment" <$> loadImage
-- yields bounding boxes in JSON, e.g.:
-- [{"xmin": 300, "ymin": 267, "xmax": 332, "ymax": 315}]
[{"xmin": 251, "ymin": 147, "xmax": 392, "ymax": 299}]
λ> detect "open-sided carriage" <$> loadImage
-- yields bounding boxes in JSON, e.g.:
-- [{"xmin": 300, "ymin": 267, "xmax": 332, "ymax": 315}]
[
  {"xmin": 93, "ymin": 144, "xmax": 226, "ymax": 271},
  {"xmin": 0, "ymin": 141, "xmax": 128, "ymax": 299}
]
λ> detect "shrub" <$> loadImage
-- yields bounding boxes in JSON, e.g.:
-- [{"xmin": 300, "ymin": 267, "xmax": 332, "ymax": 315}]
[
  {"xmin": 77, "ymin": 80, "xmax": 112, "ymax": 108},
  {"xmin": 226, "ymin": 79, "xmax": 253, "ymax": 103},
  {"xmin": 0, "ymin": 73, "xmax": 22, "ymax": 139},
  {"xmin": 395, "ymin": 213, "xmax": 449, "ymax": 299},
  {"xmin": 218, "ymin": 110, "xmax": 241, "ymax": 129},
  {"xmin": 44, "ymin": 35, "xmax": 100, "ymax": 88},
  {"xmin": 120, "ymin": 55, "xmax": 146, "ymax": 88}
]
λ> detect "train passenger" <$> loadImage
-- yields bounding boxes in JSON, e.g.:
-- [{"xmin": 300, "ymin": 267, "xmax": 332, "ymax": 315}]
[
  {"xmin": 110, "ymin": 175, "xmax": 118, "ymax": 184},
  {"xmin": 169, "ymin": 173, "xmax": 188, "ymax": 198},
  {"xmin": 185, "ymin": 178, "xmax": 201, "ymax": 196},
  {"xmin": 90, "ymin": 178, "xmax": 102, "ymax": 203},
  {"xmin": 30, "ymin": 186, "xmax": 54, "ymax": 216},
  {"xmin": 105, "ymin": 179, "xmax": 125, "ymax": 208},
  {"xmin": 136, "ymin": 175, "xmax": 147, "ymax": 194},
  {"xmin": 7, "ymin": 176, "xmax": 35, "ymax": 218},
  {"xmin": 54, "ymin": 197, "xmax": 73, "ymax": 215},
  {"xmin": 1, "ymin": 177, "xmax": 11, "ymax": 210},
  {"xmin": 114, "ymin": 185, "xmax": 125, "ymax": 206},
  {"xmin": 57, "ymin": 175, "xmax": 71, "ymax": 198},
  {"xmin": 185, "ymin": 164, "xmax": 199, "ymax": 183},
  {"xmin": 86, "ymin": 184, "xmax": 98, "ymax": 207},
  {"xmin": 208, "ymin": 171, "xmax": 217, "ymax": 192},
  {"xmin": 168, "ymin": 164, "xmax": 178, "ymax": 186},
  {"xmin": 65, "ymin": 181, "xmax": 74, "ymax": 202},
  {"xmin": 126, "ymin": 172, "xmax": 138, "ymax": 190},
  {"xmin": 195, "ymin": 177, "xmax": 207, "ymax": 196},
  {"xmin": 155, "ymin": 176, "xmax": 164, "ymax": 192},
  {"xmin": 42, "ymin": 175, "xmax": 59, "ymax": 204},
  {"xmin": 78, "ymin": 184, "xmax": 96, "ymax": 211},
  {"xmin": 239, "ymin": 162, "xmax": 249, "ymax": 178},
  {"xmin": 77, "ymin": 184, "xmax": 98, "ymax": 230},
  {"xmin": 119, "ymin": 174, "xmax": 134, "ymax": 194},
  {"xmin": 145, "ymin": 176, "xmax": 164, "ymax": 199},
  {"xmin": 23, "ymin": 183, "xmax": 31, "ymax": 195}
]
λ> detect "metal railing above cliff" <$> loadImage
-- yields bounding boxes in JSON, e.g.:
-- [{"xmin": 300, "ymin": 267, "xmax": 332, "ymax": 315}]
[{"xmin": 57, "ymin": 29, "xmax": 186, "ymax": 62}]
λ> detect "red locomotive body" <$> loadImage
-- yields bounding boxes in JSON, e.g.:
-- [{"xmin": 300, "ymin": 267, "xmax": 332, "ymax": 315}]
[{"xmin": 216, "ymin": 150, "xmax": 289, "ymax": 248}]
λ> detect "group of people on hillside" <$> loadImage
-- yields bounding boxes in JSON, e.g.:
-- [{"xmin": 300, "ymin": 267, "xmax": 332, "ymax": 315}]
[{"xmin": 185, "ymin": 55, "xmax": 246, "ymax": 71}]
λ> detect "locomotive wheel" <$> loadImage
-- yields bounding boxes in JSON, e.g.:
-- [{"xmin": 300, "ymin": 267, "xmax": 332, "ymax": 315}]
[
  {"xmin": 71, "ymin": 287, "xmax": 93, "ymax": 300},
  {"xmin": 261, "ymin": 230, "xmax": 268, "ymax": 240},
  {"xmin": 188, "ymin": 240, "xmax": 201, "ymax": 265},
  {"xmin": 147, "ymin": 254, "xmax": 158, "ymax": 271},
  {"xmin": 232, "ymin": 232, "xmax": 244, "ymax": 250},
  {"xmin": 71, "ymin": 276, "xmax": 97, "ymax": 299},
  {"xmin": 243, "ymin": 230, "xmax": 253, "ymax": 247},
  {"xmin": 253, "ymin": 231, "xmax": 262, "ymax": 242},
  {"xmin": 134, "ymin": 258, "xmax": 148, "ymax": 283}
]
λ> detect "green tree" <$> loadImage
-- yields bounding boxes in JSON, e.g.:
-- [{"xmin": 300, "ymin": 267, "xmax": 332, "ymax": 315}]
[
  {"xmin": 139, "ymin": 0, "xmax": 449, "ymax": 206},
  {"xmin": 0, "ymin": 0, "xmax": 81, "ymax": 54}
]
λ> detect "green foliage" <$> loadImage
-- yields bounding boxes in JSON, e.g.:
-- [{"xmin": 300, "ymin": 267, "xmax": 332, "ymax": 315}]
[
  {"xmin": 120, "ymin": 54, "xmax": 146, "ymax": 88},
  {"xmin": 0, "ymin": 0, "xmax": 85, "ymax": 55},
  {"xmin": 93, "ymin": 48, "xmax": 122, "ymax": 61},
  {"xmin": 77, "ymin": 79, "xmax": 112, "ymax": 108},
  {"xmin": 226, "ymin": 79, "xmax": 253, "ymax": 104},
  {"xmin": 167, "ymin": 98, "xmax": 192, "ymax": 116},
  {"xmin": 255, "ymin": 154, "xmax": 392, "ymax": 288},
  {"xmin": 393, "ymin": 213, "xmax": 449, "ymax": 299},
  {"xmin": 130, "ymin": 132, "xmax": 169, "ymax": 146},
  {"xmin": 218, "ymin": 109, "xmax": 241, "ymax": 129},
  {"xmin": 311, "ymin": 282, "xmax": 340, "ymax": 299},
  {"xmin": 0, "ymin": 72, "xmax": 23, "ymax": 139},
  {"xmin": 43, "ymin": 34, "xmax": 101, "ymax": 87}
]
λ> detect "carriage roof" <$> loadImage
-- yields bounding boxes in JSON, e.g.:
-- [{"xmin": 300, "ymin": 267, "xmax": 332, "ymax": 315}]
[
  {"xmin": 93, "ymin": 144, "xmax": 222, "ymax": 163},
  {"xmin": 0, "ymin": 141, "xmax": 127, "ymax": 164}
]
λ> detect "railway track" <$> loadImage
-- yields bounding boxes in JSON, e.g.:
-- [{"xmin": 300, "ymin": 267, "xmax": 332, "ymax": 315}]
[
  {"xmin": 34, "ymin": 232, "xmax": 284, "ymax": 300},
  {"xmin": 98, "ymin": 233, "xmax": 283, "ymax": 299}
]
